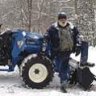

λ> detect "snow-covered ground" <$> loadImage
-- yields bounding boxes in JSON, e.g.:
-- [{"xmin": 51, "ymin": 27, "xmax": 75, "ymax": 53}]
[{"xmin": 0, "ymin": 47, "xmax": 96, "ymax": 96}]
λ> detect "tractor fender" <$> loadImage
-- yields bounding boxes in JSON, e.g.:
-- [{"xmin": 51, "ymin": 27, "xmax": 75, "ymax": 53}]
[{"xmin": 20, "ymin": 54, "xmax": 38, "ymax": 75}]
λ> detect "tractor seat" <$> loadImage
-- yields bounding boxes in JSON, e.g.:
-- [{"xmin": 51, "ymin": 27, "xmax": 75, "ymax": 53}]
[
  {"xmin": 0, "ymin": 30, "xmax": 13, "ymax": 59},
  {"xmin": 0, "ymin": 29, "xmax": 13, "ymax": 36}
]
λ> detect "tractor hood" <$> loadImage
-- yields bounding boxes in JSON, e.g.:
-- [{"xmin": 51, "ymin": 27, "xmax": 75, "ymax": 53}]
[
  {"xmin": 25, "ymin": 32, "xmax": 44, "ymax": 46},
  {"xmin": 26, "ymin": 32, "xmax": 43, "ymax": 40},
  {"xmin": 13, "ymin": 29, "xmax": 43, "ymax": 40},
  {"xmin": 12, "ymin": 29, "xmax": 44, "ymax": 59}
]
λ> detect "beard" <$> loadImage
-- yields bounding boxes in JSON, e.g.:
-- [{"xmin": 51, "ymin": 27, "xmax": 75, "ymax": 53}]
[{"xmin": 58, "ymin": 20, "xmax": 68, "ymax": 27}]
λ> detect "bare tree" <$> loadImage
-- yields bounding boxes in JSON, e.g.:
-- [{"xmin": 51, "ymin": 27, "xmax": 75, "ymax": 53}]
[
  {"xmin": 27, "ymin": 0, "xmax": 33, "ymax": 31},
  {"xmin": 37, "ymin": 0, "xmax": 45, "ymax": 32},
  {"xmin": 0, "ymin": 0, "xmax": 96, "ymax": 45},
  {"xmin": 74, "ymin": 0, "xmax": 95, "ymax": 45}
]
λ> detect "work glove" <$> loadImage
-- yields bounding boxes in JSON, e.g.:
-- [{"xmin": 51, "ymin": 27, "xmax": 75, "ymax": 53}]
[{"xmin": 75, "ymin": 45, "xmax": 81, "ymax": 56}]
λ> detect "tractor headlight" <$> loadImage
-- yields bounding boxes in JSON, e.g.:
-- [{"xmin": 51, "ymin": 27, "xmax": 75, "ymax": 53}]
[
  {"xmin": 22, "ymin": 31, "xmax": 26, "ymax": 37},
  {"xmin": 17, "ymin": 40, "xmax": 24, "ymax": 48}
]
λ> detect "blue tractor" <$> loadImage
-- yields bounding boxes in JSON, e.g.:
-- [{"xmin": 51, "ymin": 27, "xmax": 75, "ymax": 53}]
[
  {"xmin": 0, "ymin": 27, "xmax": 95, "ymax": 90},
  {"xmin": 0, "ymin": 29, "xmax": 54, "ymax": 89}
]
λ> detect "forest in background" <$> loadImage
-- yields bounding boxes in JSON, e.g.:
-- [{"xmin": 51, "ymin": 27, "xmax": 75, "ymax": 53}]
[{"xmin": 0, "ymin": 0, "xmax": 96, "ymax": 45}]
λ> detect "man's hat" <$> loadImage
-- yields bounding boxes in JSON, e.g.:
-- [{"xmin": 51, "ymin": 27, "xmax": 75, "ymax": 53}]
[{"xmin": 58, "ymin": 12, "xmax": 67, "ymax": 20}]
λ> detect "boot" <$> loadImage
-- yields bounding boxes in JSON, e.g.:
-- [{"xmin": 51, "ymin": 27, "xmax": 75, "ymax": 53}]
[
  {"xmin": 80, "ymin": 62, "xmax": 95, "ymax": 67},
  {"xmin": 60, "ymin": 81, "xmax": 67, "ymax": 93}
]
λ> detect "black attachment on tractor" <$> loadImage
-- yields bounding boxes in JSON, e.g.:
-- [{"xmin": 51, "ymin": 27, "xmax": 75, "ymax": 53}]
[{"xmin": 77, "ymin": 67, "xmax": 96, "ymax": 90}]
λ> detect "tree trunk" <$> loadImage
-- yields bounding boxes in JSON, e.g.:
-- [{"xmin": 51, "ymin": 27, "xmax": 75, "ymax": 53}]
[{"xmin": 27, "ymin": 0, "xmax": 33, "ymax": 32}]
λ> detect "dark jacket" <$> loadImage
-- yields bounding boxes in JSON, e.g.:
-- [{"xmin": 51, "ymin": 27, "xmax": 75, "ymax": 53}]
[{"xmin": 45, "ymin": 22, "xmax": 81, "ymax": 54}]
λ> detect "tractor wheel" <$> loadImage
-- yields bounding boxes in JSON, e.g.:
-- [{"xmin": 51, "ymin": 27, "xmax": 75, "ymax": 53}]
[{"xmin": 20, "ymin": 54, "xmax": 54, "ymax": 89}]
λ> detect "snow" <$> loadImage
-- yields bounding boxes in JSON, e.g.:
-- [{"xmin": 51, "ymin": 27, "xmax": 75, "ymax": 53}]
[{"xmin": 0, "ymin": 47, "xmax": 96, "ymax": 96}]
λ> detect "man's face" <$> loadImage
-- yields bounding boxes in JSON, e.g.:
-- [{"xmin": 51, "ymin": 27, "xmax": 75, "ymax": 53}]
[{"xmin": 58, "ymin": 18, "xmax": 67, "ymax": 27}]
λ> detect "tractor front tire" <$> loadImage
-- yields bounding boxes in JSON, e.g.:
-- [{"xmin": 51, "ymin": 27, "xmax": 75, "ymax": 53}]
[{"xmin": 20, "ymin": 54, "xmax": 54, "ymax": 89}]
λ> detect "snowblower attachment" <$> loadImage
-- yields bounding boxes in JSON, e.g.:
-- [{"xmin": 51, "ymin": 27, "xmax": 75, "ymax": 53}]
[
  {"xmin": 77, "ymin": 67, "xmax": 96, "ymax": 90},
  {"xmin": 69, "ymin": 58, "xmax": 96, "ymax": 90}
]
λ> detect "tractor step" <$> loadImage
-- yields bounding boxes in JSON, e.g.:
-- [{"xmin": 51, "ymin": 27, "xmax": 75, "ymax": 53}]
[
  {"xmin": 0, "ymin": 66, "xmax": 14, "ymax": 72},
  {"xmin": 0, "ymin": 69, "xmax": 10, "ymax": 71}
]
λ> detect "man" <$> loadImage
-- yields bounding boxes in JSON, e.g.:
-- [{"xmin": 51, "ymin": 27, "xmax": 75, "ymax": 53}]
[{"xmin": 45, "ymin": 12, "xmax": 94, "ymax": 92}]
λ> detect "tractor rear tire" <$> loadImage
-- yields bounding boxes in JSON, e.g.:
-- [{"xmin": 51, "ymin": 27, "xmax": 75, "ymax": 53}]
[{"xmin": 21, "ymin": 54, "xmax": 54, "ymax": 89}]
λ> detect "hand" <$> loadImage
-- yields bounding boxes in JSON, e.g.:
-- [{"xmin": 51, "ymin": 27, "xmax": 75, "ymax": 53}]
[{"xmin": 75, "ymin": 46, "xmax": 81, "ymax": 56}]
